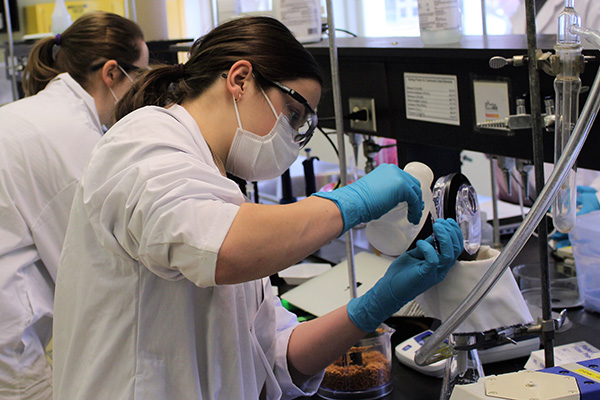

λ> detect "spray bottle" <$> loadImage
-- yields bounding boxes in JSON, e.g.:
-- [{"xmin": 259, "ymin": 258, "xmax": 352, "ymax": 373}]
[
  {"xmin": 366, "ymin": 162, "xmax": 434, "ymax": 256},
  {"xmin": 51, "ymin": 0, "xmax": 72, "ymax": 34}
]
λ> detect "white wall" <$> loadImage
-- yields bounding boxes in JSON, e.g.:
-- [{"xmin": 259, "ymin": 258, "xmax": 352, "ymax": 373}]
[
  {"xmin": 461, "ymin": 150, "xmax": 492, "ymax": 197},
  {"xmin": 185, "ymin": 0, "xmax": 214, "ymax": 39}
]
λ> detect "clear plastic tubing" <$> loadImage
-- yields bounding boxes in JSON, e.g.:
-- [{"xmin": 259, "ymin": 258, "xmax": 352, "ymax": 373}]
[{"xmin": 552, "ymin": 0, "xmax": 582, "ymax": 233}]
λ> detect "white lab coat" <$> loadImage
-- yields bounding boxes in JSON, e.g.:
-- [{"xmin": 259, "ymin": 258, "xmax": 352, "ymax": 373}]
[
  {"xmin": 0, "ymin": 73, "xmax": 103, "ymax": 400},
  {"xmin": 511, "ymin": 0, "xmax": 600, "ymax": 34},
  {"xmin": 52, "ymin": 104, "xmax": 324, "ymax": 400}
]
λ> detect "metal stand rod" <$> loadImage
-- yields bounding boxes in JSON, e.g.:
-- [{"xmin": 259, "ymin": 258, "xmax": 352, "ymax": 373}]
[
  {"xmin": 3, "ymin": 0, "xmax": 19, "ymax": 101},
  {"xmin": 489, "ymin": 157, "xmax": 501, "ymax": 249},
  {"xmin": 480, "ymin": 0, "xmax": 488, "ymax": 36},
  {"xmin": 211, "ymin": 0, "xmax": 219, "ymax": 27},
  {"xmin": 127, "ymin": 0, "xmax": 138, "ymax": 21},
  {"xmin": 325, "ymin": 0, "xmax": 357, "ymax": 299},
  {"xmin": 524, "ymin": 0, "xmax": 554, "ymax": 368}
]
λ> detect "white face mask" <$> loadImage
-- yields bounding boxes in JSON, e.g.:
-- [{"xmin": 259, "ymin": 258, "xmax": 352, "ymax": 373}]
[{"xmin": 225, "ymin": 87, "xmax": 300, "ymax": 181}]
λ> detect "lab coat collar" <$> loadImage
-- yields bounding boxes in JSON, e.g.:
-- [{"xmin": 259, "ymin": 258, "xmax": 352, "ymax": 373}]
[
  {"xmin": 164, "ymin": 104, "xmax": 211, "ymax": 152},
  {"xmin": 51, "ymin": 72, "xmax": 103, "ymax": 133}
]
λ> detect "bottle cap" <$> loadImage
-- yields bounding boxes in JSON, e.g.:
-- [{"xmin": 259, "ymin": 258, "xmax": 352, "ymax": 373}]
[{"xmin": 404, "ymin": 162, "xmax": 434, "ymax": 187}]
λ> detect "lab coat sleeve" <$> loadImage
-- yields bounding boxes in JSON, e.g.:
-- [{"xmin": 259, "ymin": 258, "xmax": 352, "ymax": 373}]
[
  {"xmin": 31, "ymin": 181, "xmax": 79, "ymax": 281},
  {"xmin": 83, "ymin": 112, "xmax": 242, "ymax": 288},
  {"xmin": 272, "ymin": 297, "xmax": 325, "ymax": 398},
  {"xmin": 131, "ymin": 156, "xmax": 240, "ymax": 287}
]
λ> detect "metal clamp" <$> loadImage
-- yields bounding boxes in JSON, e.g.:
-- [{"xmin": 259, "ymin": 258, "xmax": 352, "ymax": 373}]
[
  {"xmin": 477, "ymin": 98, "xmax": 555, "ymax": 133},
  {"xmin": 489, "ymin": 51, "xmax": 587, "ymax": 77},
  {"xmin": 489, "ymin": 55, "xmax": 528, "ymax": 69}
]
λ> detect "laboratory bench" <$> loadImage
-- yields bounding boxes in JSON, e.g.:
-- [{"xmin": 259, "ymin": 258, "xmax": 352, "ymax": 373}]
[
  {"xmin": 298, "ymin": 307, "xmax": 600, "ymax": 400},
  {"xmin": 284, "ymin": 229, "xmax": 600, "ymax": 399}
]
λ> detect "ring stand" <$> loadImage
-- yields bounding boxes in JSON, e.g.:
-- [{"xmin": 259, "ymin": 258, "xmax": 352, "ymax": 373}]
[{"xmin": 439, "ymin": 334, "xmax": 485, "ymax": 400}]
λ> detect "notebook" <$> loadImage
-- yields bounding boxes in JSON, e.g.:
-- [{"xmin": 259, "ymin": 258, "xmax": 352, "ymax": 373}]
[{"xmin": 281, "ymin": 251, "xmax": 423, "ymax": 317}]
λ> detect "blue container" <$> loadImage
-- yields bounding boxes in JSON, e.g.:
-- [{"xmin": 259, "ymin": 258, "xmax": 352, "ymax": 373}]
[{"xmin": 569, "ymin": 210, "xmax": 600, "ymax": 313}]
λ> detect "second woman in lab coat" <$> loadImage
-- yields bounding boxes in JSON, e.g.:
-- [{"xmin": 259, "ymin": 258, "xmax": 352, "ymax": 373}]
[
  {"xmin": 52, "ymin": 16, "xmax": 464, "ymax": 400},
  {"xmin": 0, "ymin": 12, "xmax": 148, "ymax": 400}
]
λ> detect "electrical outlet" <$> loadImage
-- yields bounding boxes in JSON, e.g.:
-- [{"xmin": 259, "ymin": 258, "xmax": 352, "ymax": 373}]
[{"xmin": 348, "ymin": 97, "xmax": 377, "ymax": 133}]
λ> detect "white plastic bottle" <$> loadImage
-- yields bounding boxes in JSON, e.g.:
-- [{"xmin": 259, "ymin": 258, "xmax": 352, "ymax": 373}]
[
  {"xmin": 51, "ymin": 0, "xmax": 72, "ymax": 35},
  {"xmin": 366, "ymin": 162, "xmax": 434, "ymax": 256},
  {"xmin": 417, "ymin": 0, "xmax": 463, "ymax": 46}
]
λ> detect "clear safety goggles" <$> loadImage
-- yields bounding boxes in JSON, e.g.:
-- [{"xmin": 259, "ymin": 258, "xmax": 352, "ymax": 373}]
[{"xmin": 266, "ymin": 80, "xmax": 318, "ymax": 148}]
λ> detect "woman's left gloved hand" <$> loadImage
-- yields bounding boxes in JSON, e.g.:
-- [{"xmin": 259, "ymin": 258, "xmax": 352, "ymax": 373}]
[{"xmin": 347, "ymin": 218, "xmax": 463, "ymax": 333}]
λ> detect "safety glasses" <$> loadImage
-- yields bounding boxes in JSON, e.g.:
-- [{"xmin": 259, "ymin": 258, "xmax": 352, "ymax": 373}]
[
  {"xmin": 90, "ymin": 60, "xmax": 147, "ymax": 83},
  {"xmin": 222, "ymin": 71, "xmax": 319, "ymax": 147},
  {"xmin": 267, "ymin": 80, "xmax": 318, "ymax": 148}
]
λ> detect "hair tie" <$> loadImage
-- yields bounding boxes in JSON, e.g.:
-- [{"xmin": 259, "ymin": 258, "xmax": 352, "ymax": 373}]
[
  {"xmin": 174, "ymin": 63, "xmax": 185, "ymax": 77},
  {"xmin": 54, "ymin": 34, "xmax": 62, "ymax": 46}
]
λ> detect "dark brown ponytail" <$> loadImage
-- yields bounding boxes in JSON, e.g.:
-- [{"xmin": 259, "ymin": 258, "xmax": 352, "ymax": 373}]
[{"xmin": 115, "ymin": 16, "xmax": 323, "ymax": 121}]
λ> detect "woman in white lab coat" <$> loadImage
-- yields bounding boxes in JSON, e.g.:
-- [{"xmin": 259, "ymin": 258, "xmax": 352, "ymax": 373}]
[
  {"xmin": 0, "ymin": 12, "xmax": 148, "ymax": 400},
  {"xmin": 53, "ymin": 16, "xmax": 464, "ymax": 400}
]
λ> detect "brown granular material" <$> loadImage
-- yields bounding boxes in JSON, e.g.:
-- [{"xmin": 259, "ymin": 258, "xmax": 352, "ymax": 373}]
[{"xmin": 321, "ymin": 346, "xmax": 391, "ymax": 391}]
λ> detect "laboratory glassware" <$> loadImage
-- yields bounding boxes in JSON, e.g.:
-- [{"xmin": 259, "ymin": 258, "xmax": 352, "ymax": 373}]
[
  {"xmin": 432, "ymin": 173, "xmax": 481, "ymax": 260},
  {"xmin": 318, "ymin": 324, "xmax": 395, "ymax": 400},
  {"xmin": 415, "ymin": 25, "xmax": 600, "ymax": 370},
  {"xmin": 552, "ymin": 0, "xmax": 582, "ymax": 233},
  {"xmin": 417, "ymin": 0, "xmax": 463, "ymax": 45}
]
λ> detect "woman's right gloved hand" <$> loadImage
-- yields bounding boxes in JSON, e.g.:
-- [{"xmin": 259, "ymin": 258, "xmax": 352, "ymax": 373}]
[
  {"xmin": 312, "ymin": 163, "xmax": 423, "ymax": 235},
  {"xmin": 347, "ymin": 218, "xmax": 463, "ymax": 333}
]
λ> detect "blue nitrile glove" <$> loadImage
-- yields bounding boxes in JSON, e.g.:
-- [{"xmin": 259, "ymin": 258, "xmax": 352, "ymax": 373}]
[
  {"xmin": 576, "ymin": 186, "xmax": 600, "ymax": 215},
  {"xmin": 347, "ymin": 218, "xmax": 463, "ymax": 332},
  {"xmin": 550, "ymin": 186, "xmax": 600, "ymax": 248},
  {"xmin": 312, "ymin": 164, "xmax": 423, "ymax": 235}
]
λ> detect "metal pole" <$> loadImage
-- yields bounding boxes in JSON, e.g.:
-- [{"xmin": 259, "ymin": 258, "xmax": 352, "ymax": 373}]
[
  {"xmin": 489, "ymin": 157, "xmax": 501, "ymax": 249},
  {"xmin": 3, "ymin": 0, "xmax": 19, "ymax": 101},
  {"xmin": 524, "ymin": 0, "xmax": 554, "ymax": 368},
  {"xmin": 325, "ymin": 0, "xmax": 357, "ymax": 299},
  {"xmin": 129, "ymin": 0, "xmax": 137, "ymax": 22},
  {"xmin": 480, "ymin": 0, "xmax": 487, "ymax": 36},
  {"xmin": 211, "ymin": 0, "xmax": 219, "ymax": 27}
]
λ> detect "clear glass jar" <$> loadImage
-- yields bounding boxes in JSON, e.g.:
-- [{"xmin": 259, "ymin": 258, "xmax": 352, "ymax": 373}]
[{"xmin": 318, "ymin": 324, "xmax": 395, "ymax": 400}]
